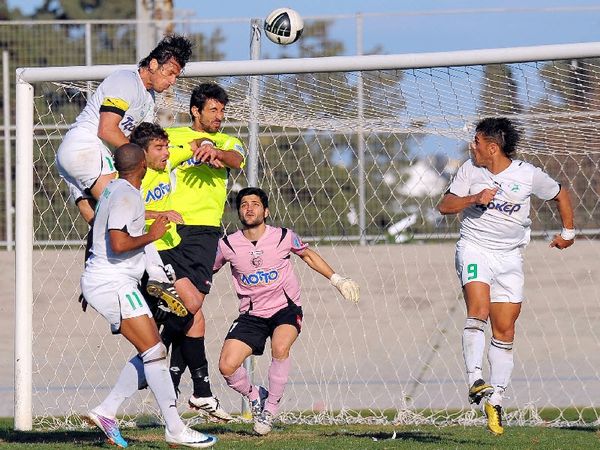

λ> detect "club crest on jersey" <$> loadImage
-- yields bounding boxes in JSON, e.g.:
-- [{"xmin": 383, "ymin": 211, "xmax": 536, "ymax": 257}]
[
  {"xmin": 249, "ymin": 250, "xmax": 263, "ymax": 267},
  {"xmin": 511, "ymin": 183, "xmax": 520, "ymax": 192},
  {"xmin": 240, "ymin": 269, "xmax": 279, "ymax": 286}
]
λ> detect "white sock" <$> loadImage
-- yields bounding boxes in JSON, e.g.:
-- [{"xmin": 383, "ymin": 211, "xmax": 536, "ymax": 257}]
[
  {"xmin": 487, "ymin": 337, "xmax": 514, "ymax": 406},
  {"xmin": 462, "ymin": 317, "xmax": 487, "ymax": 386},
  {"xmin": 144, "ymin": 243, "xmax": 169, "ymax": 283},
  {"xmin": 94, "ymin": 355, "xmax": 146, "ymax": 418},
  {"xmin": 141, "ymin": 342, "xmax": 185, "ymax": 435}
]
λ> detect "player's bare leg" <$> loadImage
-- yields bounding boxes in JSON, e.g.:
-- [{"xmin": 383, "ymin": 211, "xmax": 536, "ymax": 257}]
[
  {"xmin": 219, "ymin": 338, "xmax": 268, "ymax": 417},
  {"xmin": 484, "ymin": 302, "xmax": 521, "ymax": 435},
  {"xmin": 254, "ymin": 325, "xmax": 298, "ymax": 435},
  {"xmin": 120, "ymin": 315, "xmax": 217, "ymax": 447}
]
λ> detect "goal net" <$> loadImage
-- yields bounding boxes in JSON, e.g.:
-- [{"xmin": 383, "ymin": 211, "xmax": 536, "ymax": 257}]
[{"xmin": 14, "ymin": 42, "xmax": 600, "ymax": 430}]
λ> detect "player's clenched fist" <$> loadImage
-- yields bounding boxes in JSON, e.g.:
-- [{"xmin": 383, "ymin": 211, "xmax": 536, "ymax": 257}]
[
  {"xmin": 473, "ymin": 188, "xmax": 498, "ymax": 206},
  {"xmin": 330, "ymin": 273, "xmax": 360, "ymax": 303}
]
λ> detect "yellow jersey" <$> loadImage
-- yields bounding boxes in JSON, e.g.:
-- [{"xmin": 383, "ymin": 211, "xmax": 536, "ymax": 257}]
[
  {"xmin": 166, "ymin": 126, "xmax": 246, "ymax": 227},
  {"xmin": 141, "ymin": 144, "xmax": 192, "ymax": 250}
]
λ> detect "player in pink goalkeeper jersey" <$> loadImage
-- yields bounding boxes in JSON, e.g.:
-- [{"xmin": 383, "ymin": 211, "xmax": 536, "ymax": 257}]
[{"xmin": 213, "ymin": 187, "xmax": 360, "ymax": 435}]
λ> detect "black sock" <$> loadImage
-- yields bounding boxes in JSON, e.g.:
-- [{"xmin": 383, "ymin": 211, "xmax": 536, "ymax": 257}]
[
  {"xmin": 168, "ymin": 337, "xmax": 187, "ymax": 395},
  {"xmin": 181, "ymin": 336, "xmax": 212, "ymax": 397}
]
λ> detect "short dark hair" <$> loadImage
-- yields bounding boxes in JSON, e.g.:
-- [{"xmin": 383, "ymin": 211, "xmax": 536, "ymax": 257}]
[
  {"xmin": 236, "ymin": 187, "xmax": 269, "ymax": 211},
  {"xmin": 130, "ymin": 122, "xmax": 168, "ymax": 151},
  {"xmin": 114, "ymin": 143, "xmax": 145, "ymax": 174},
  {"xmin": 475, "ymin": 117, "xmax": 520, "ymax": 157},
  {"xmin": 189, "ymin": 83, "xmax": 229, "ymax": 118},
  {"xmin": 138, "ymin": 34, "xmax": 193, "ymax": 69}
]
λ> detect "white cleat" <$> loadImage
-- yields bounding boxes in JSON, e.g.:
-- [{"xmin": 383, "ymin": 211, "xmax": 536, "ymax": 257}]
[
  {"xmin": 188, "ymin": 395, "xmax": 233, "ymax": 422},
  {"xmin": 165, "ymin": 426, "xmax": 217, "ymax": 448},
  {"xmin": 253, "ymin": 410, "xmax": 274, "ymax": 436}
]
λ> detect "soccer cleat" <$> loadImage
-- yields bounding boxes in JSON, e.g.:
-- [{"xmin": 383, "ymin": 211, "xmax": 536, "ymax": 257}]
[
  {"xmin": 468, "ymin": 379, "xmax": 493, "ymax": 405},
  {"xmin": 188, "ymin": 395, "xmax": 233, "ymax": 422},
  {"xmin": 484, "ymin": 401, "xmax": 504, "ymax": 435},
  {"xmin": 250, "ymin": 385, "xmax": 269, "ymax": 420},
  {"xmin": 165, "ymin": 426, "xmax": 218, "ymax": 448},
  {"xmin": 253, "ymin": 410, "xmax": 275, "ymax": 435},
  {"xmin": 146, "ymin": 280, "xmax": 188, "ymax": 317},
  {"xmin": 86, "ymin": 410, "xmax": 128, "ymax": 448}
]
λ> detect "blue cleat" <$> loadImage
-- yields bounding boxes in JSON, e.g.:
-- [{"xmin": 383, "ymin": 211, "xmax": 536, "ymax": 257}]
[{"xmin": 87, "ymin": 410, "xmax": 128, "ymax": 448}]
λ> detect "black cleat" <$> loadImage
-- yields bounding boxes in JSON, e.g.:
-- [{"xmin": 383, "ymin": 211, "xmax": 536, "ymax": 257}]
[{"xmin": 468, "ymin": 379, "xmax": 493, "ymax": 405}]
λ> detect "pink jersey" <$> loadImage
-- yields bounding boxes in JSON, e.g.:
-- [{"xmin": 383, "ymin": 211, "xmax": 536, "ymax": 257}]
[{"xmin": 213, "ymin": 225, "xmax": 309, "ymax": 318}]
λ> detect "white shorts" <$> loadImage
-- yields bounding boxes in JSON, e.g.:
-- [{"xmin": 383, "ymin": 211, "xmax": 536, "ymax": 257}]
[
  {"xmin": 454, "ymin": 240, "xmax": 524, "ymax": 303},
  {"xmin": 56, "ymin": 128, "xmax": 116, "ymax": 201},
  {"xmin": 81, "ymin": 272, "xmax": 152, "ymax": 334}
]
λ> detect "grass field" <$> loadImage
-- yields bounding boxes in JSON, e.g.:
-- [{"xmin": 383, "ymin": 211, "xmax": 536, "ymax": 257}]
[{"xmin": 1, "ymin": 417, "xmax": 600, "ymax": 450}]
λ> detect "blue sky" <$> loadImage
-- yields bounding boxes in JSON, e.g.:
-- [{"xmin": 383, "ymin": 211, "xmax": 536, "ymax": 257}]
[
  {"xmin": 6, "ymin": 0, "xmax": 600, "ymax": 60},
  {"xmin": 6, "ymin": 0, "xmax": 600, "ymax": 159}
]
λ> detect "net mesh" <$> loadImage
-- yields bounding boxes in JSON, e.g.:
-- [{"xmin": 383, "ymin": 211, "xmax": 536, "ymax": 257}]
[{"xmin": 27, "ymin": 55, "xmax": 600, "ymax": 429}]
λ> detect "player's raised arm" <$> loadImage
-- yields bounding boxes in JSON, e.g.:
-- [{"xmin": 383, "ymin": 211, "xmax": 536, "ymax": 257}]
[{"xmin": 297, "ymin": 248, "xmax": 360, "ymax": 303}]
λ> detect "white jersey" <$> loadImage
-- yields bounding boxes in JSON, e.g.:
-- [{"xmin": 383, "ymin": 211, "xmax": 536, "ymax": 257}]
[
  {"xmin": 84, "ymin": 178, "xmax": 147, "ymax": 281},
  {"xmin": 71, "ymin": 69, "xmax": 155, "ymax": 137},
  {"xmin": 448, "ymin": 158, "xmax": 560, "ymax": 251}
]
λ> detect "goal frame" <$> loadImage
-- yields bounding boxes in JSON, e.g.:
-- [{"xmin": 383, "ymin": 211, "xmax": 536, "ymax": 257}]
[{"xmin": 14, "ymin": 41, "xmax": 600, "ymax": 430}]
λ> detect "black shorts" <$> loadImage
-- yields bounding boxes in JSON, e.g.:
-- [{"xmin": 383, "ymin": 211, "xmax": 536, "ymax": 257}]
[
  {"xmin": 161, "ymin": 225, "xmax": 221, "ymax": 294},
  {"xmin": 225, "ymin": 303, "xmax": 303, "ymax": 356}
]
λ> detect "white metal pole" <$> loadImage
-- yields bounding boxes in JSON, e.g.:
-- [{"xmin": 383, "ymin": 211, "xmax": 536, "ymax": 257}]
[
  {"xmin": 85, "ymin": 22, "xmax": 93, "ymax": 99},
  {"xmin": 136, "ymin": 0, "xmax": 154, "ymax": 62},
  {"xmin": 356, "ymin": 14, "xmax": 366, "ymax": 246},
  {"xmin": 16, "ymin": 41, "xmax": 600, "ymax": 81},
  {"xmin": 3, "ymin": 51, "xmax": 13, "ymax": 251},
  {"xmin": 14, "ymin": 79, "xmax": 34, "ymax": 431},
  {"xmin": 240, "ymin": 18, "xmax": 262, "ymax": 419},
  {"xmin": 247, "ymin": 19, "xmax": 261, "ymax": 187}
]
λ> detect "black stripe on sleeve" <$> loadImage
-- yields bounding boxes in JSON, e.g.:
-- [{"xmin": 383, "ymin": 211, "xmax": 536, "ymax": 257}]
[
  {"xmin": 277, "ymin": 228, "xmax": 288, "ymax": 247},
  {"xmin": 99, "ymin": 105, "xmax": 126, "ymax": 117},
  {"xmin": 222, "ymin": 234, "xmax": 236, "ymax": 254}
]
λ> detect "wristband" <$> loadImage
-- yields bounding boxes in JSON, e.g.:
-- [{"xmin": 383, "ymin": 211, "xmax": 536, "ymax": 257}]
[{"xmin": 560, "ymin": 228, "xmax": 576, "ymax": 240}]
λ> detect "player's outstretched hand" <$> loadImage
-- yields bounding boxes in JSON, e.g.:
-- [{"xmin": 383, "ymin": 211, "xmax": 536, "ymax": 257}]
[
  {"xmin": 148, "ymin": 215, "xmax": 170, "ymax": 240},
  {"xmin": 330, "ymin": 273, "xmax": 360, "ymax": 303}
]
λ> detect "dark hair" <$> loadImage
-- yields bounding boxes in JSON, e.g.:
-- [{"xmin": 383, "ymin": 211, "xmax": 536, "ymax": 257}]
[
  {"xmin": 138, "ymin": 34, "xmax": 193, "ymax": 69},
  {"xmin": 130, "ymin": 122, "xmax": 168, "ymax": 151},
  {"xmin": 189, "ymin": 82, "xmax": 229, "ymax": 118},
  {"xmin": 114, "ymin": 143, "xmax": 145, "ymax": 174},
  {"xmin": 236, "ymin": 187, "xmax": 269, "ymax": 211},
  {"xmin": 475, "ymin": 117, "xmax": 520, "ymax": 157}
]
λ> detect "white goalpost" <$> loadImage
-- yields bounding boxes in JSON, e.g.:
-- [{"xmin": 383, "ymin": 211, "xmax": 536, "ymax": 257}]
[{"xmin": 14, "ymin": 41, "xmax": 600, "ymax": 431}]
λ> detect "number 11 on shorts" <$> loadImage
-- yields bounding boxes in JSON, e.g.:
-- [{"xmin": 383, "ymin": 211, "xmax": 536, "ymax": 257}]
[{"xmin": 467, "ymin": 263, "xmax": 478, "ymax": 281}]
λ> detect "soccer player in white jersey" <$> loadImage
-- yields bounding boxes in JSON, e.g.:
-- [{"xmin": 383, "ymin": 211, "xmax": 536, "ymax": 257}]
[
  {"xmin": 437, "ymin": 117, "xmax": 575, "ymax": 436},
  {"xmin": 56, "ymin": 34, "xmax": 192, "ymax": 224},
  {"xmin": 214, "ymin": 187, "xmax": 360, "ymax": 435},
  {"xmin": 58, "ymin": 35, "xmax": 192, "ymax": 310},
  {"xmin": 81, "ymin": 143, "xmax": 217, "ymax": 449}
]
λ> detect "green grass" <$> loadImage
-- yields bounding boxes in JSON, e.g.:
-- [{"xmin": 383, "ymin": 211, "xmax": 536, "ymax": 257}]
[{"xmin": 1, "ymin": 418, "xmax": 600, "ymax": 450}]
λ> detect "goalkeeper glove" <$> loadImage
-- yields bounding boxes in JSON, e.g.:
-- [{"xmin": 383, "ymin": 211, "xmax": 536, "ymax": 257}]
[{"xmin": 330, "ymin": 273, "xmax": 360, "ymax": 303}]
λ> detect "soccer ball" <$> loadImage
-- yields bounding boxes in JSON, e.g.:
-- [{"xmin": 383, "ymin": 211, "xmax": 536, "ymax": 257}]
[{"xmin": 264, "ymin": 8, "xmax": 304, "ymax": 45}]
